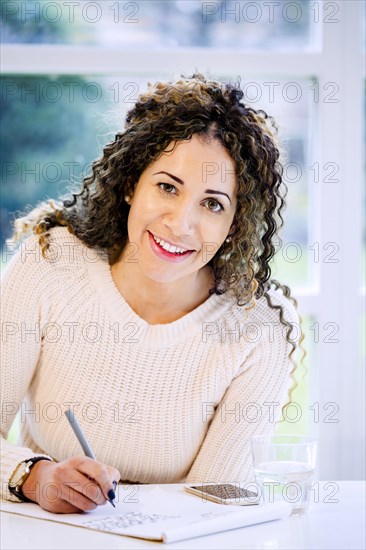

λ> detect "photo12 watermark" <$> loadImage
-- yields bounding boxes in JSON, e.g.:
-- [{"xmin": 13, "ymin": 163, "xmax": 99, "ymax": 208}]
[
  {"xmin": 1, "ymin": 400, "xmax": 141, "ymax": 425},
  {"xmin": 201, "ymin": 400, "xmax": 340, "ymax": 424},
  {"xmin": 1, "ymin": 479, "xmax": 140, "ymax": 505},
  {"xmin": 1, "ymin": 1, "xmax": 140, "ymax": 25},
  {"xmin": 201, "ymin": 1, "xmax": 340, "ymax": 24},
  {"xmin": 1, "ymin": 79, "xmax": 340, "ymax": 105}
]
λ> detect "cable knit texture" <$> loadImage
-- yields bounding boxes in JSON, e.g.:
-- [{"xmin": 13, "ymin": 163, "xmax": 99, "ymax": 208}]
[{"xmin": 1, "ymin": 227, "xmax": 299, "ymax": 502}]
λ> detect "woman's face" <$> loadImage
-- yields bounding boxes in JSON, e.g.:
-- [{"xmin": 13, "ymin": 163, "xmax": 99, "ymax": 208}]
[{"xmin": 125, "ymin": 134, "xmax": 237, "ymax": 284}]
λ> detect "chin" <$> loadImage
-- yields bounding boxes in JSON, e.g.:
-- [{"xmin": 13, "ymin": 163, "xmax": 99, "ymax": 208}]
[{"xmin": 147, "ymin": 272, "xmax": 181, "ymax": 284}]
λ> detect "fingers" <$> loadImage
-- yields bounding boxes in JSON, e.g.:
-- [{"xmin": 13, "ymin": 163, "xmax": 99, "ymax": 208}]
[
  {"xmin": 53, "ymin": 501, "xmax": 81, "ymax": 514},
  {"xmin": 52, "ymin": 496, "xmax": 99, "ymax": 514},
  {"xmin": 53, "ymin": 466, "xmax": 107, "ymax": 507},
  {"xmin": 45, "ymin": 498, "xmax": 94, "ymax": 515},
  {"xmin": 68, "ymin": 456, "xmax": 120, "ymax": 502},
  {"xmin": 39, "ymin": 473, "xmax": 99, "ymax": 513},
  {"xmin": 33, "ymin": 456, "xmax": 121, "ymax": 514}
]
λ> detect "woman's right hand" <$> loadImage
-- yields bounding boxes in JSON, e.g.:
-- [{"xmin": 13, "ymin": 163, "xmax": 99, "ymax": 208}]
[{"xmin": 21, "ymin": 456, "xmax": 121, "ymax": 513}]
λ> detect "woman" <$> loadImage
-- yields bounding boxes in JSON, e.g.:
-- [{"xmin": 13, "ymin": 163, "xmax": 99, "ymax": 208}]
[{"xmin": 1, "ymin": 73, "xmax": 303, "ymax": 514}]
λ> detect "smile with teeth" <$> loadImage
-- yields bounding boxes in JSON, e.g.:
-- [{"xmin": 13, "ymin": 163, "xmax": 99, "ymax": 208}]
[{"xmin": 151, "ymin": 233, "xmax": 191, "ymax": 255}]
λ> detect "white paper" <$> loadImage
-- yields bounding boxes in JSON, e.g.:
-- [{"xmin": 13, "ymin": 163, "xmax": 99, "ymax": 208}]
[{"xmin": 1, "ymin": 485, "xmax": 292, "ymax": 543}]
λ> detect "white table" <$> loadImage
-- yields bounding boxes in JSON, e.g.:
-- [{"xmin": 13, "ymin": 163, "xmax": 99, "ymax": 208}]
[{"xmin": 1, "ymin": 481, "xmax": 365, "ymax": 549}]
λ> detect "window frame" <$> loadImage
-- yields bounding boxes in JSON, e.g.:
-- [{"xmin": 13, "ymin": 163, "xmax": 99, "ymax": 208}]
[{"xmin": 1, "ymin": 0, "xmax": 365, "ymax": 480}]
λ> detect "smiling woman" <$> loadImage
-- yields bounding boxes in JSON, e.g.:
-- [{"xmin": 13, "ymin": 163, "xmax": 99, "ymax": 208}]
[
  {"xmin": 111, "ymin": 135, "xmax": 238, "ymax": 324},
  {"xmin": 1, "ymin": 73, "xmax": 305, "ymax": 514}
]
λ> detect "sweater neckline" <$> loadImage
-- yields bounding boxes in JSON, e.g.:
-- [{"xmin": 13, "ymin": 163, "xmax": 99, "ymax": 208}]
[{"xmin": 84, "ymin": 246, "xmax": 233, "ymax": 348}]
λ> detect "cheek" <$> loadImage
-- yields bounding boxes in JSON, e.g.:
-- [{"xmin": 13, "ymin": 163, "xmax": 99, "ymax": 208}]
[
  {"xmin": 200, "ymin": 243, "xmax": 220, "ymax": 265},
  {"xmin": 126, "ymin": 209, "xmax": 140, "ymax": 241},
  {"xmin": 202, "ymin": 219, "xmax": 231, "ymax": 246},
  {"xmin": 127, "ymin": 199, "xmax": 156, "ymax": 232},
  {"xmin": 200, "ymin": 227, "xmax": 227, "ymax": 263},
  {"xmin": 131, "ymin": 193, "xmax": 162, "ymax": 221}
]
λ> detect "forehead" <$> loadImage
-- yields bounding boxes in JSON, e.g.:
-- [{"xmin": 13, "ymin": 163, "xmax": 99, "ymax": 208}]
[{"xmin": 147, "ymin": 135, "xmax": 237, "ymax": 192}]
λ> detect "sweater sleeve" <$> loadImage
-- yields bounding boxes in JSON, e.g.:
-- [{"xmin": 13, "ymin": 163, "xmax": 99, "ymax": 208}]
[
  {"xmin": 185, "ymin": 295, "xmax": 300, "ymax": 484},
  {"xmin": 1, "ymin": 234, "xmax": 53, "ymax": 502}
]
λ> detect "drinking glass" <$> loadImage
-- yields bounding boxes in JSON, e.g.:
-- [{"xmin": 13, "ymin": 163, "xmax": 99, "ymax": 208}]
[{"xmin": 251, "ymin": 434, "xmax": 318, "ymax": 515}]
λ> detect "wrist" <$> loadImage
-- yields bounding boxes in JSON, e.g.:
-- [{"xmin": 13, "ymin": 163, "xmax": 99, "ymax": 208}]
[
  {"xmin": 21, "ymin": 459, "xmax": 54, "ymax": 503},
  {"xmin": 8, "ymin": 457, "xmax": 54, "ymax": 503}
]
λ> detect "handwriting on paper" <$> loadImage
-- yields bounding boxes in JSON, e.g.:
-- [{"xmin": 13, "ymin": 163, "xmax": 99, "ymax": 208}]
[{"xmin": 82, "ymin": 511, "xmax": 181, "ymax": 532}]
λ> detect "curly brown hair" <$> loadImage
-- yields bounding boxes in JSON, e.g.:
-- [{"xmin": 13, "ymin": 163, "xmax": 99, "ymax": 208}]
[{"xmin": 8, "ymin": 72, "xmax": 306, "ymax": 421}]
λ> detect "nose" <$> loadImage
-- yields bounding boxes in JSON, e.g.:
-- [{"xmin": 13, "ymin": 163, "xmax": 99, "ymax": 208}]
[{"xmin": 163, "ymin": 199, "xmax": 196, "ymax": 238}]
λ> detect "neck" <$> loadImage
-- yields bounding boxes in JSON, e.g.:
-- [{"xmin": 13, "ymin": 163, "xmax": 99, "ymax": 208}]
[{"xmin": 109, "ymin": 254, "xmax": 214, "ymax": 325}]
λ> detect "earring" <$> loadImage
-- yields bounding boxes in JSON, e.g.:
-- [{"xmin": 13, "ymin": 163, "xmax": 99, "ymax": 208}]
[
  {"xmin": 124, "ymin": 195, "xmax": 131, "ymax": 205},
  {"xmin": 225, "ymin": 236, "xmax": 232, "ymax": 243}
]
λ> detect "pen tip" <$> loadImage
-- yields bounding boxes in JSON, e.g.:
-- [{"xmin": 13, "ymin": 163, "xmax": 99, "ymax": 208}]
[{"xmin": 109, "ymin": 499, "xmax": 116, "ymax": 508}]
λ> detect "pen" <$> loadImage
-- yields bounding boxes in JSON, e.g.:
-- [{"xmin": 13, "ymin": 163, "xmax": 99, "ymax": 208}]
[{"xmin": 64, "ymin": 408, "xmax": 116, "ymax": 508}]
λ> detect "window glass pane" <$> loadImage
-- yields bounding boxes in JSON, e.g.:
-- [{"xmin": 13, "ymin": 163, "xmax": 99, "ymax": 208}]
[
  {"xmin": 1, "ymin": 0, "xmax": 315, "ymax": 50},
  {"xmin": 6, "ymin": 411, "xmax": 20, "ymax": 444},
  {"xmin": 362, "ymin": 79, "xmax": 366, "ymax": 288},
  {"xmin": 363, "ymin": 0, "xmax": 366, "ymax": 52},
  {"xmin": 0, "ymin": 74, "xmax": 152, "ymax": 271},
  {"xmin": 275, "ymin": 315, "xmax": 314, "ymax": 437},
  {"xmin": 1, "ymin": 74, "xmax": 116, "ymax": 275},
  {"xmin": 360, "ymin": 314, "xmax": 365, "ymax": 370},
  {"xmin": 229, "ymin": 76, "xmax": 313, "ymax": 289},
  {"xmin": 1, "ymin": 73, "xmax": 312, "ymax": 292}
]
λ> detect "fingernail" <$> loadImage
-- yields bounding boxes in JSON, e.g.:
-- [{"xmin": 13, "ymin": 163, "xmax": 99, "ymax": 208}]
[{"xmin": 108, "ymin": 488, "xmax": 116, "ymax": 501}]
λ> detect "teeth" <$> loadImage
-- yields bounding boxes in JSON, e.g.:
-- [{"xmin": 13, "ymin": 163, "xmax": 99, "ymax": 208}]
[{"xmin": 152, "ymin": 234, "xmax": 187, "ymax": 254}]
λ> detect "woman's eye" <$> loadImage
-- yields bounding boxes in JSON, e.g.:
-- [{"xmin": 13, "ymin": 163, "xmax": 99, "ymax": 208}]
[
  {"xmin": 205, "ymin": 199, "xmax": 224, "ymax": 213},
  {"xmin": 158, "ymin": 182, "xmax": 176, "ymax": 194},
  {"xmin": 157, "ymin": 183, "xmax": 224, "ymax": 214}
]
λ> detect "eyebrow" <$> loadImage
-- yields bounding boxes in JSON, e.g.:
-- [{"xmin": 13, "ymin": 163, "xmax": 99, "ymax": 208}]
[{"xmin": 153, "ymin": 171, "xmax": 232, "ymax": 204}]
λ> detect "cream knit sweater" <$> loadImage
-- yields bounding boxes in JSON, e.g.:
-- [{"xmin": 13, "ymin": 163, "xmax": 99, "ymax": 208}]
[{"xmin": 1, "ymin": 227, "xmax": 299, "ymax": 502}]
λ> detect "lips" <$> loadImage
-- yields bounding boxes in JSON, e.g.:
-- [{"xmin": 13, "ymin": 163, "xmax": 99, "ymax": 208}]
[
  {"xmin": 148, "ymin": 231, "xmax": 195, "ymax": 253},
  {"xmin": 147, "ymin": 231, "xmax": 195, "ymax": 262}
]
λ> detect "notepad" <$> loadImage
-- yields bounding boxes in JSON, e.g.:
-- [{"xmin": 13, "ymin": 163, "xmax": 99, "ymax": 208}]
[{"xmin": 1, "ymin": 485, "xmax": 292, "ymax": 543}]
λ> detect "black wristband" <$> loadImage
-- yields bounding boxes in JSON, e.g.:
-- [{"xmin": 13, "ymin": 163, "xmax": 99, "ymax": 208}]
[{"xmin": 9, "ymin": 456, "xmax": 53, "ymax": 503}]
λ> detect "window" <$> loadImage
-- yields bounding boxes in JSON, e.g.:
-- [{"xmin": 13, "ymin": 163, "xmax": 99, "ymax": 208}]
[
  {"xmin": 1, "ymin": 0, "xmax": 365, "ymax": 480},
  {"xmin": 2, "ymin": 0, "xmax": 315, "ymax": 49}
]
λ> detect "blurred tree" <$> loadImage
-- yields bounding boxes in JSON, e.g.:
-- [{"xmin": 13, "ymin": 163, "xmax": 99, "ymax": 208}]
[
  {"xmin": 1, "ymin": 0, "xmax": 311, "ymax": 49},
  {"xmin": 0, "ymin": 75, "xmax": 113, "ymax": 241},
  {"xmin": 0, "ymin": 0, "xmax": 69, "ymax": 43}
]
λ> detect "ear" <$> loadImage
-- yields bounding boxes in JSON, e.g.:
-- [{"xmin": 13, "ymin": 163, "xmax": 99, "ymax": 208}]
[
  {"xmin": 227, "ymin": 221, "xmax": 237, "ymax": 238},
  {"xmin": 124, "ymin": 180, "xmax": 135, "ymax": 205}
]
